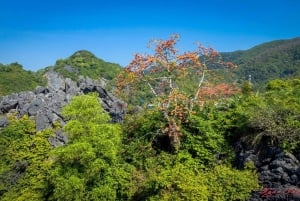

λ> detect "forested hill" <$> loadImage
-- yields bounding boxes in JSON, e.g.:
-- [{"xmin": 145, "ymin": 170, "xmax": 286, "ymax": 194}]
[
  {"xmin": 221, "ymin": 37, "xmax": 300, "ymax": 89},
  {"xmin": 0, "ymin": 63, "xmax": 46, "ymax": 96},
  {"xmin": 46, "ymin": 50, "xmax": 122, "ymax": 81}
]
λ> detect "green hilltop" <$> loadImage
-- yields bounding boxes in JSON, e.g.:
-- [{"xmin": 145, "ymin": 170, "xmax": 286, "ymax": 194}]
[{"xmin": 50, "ymin": 50, "xmax": 122, "ymax": 81}]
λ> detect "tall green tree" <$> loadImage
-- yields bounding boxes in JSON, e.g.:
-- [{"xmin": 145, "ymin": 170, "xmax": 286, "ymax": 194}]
[{"xmin": 48, "ymin": 93, "xmax": 133, "ymax": 201}]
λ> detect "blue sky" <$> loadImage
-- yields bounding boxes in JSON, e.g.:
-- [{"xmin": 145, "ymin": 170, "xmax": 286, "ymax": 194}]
[{"xmin": 0, "ymin": 0, "xmax": 299, "ymax": 71}]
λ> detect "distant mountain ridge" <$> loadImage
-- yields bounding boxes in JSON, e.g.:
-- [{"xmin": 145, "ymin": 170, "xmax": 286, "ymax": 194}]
[{"xmin": 221, "ymin": 37, "xmax": 300, "ymax": 88}]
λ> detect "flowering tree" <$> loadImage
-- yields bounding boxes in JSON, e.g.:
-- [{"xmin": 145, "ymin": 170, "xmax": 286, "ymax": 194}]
[{"xmin": 117, "ymin": 34, "xmax": 237, "ymax": 149}]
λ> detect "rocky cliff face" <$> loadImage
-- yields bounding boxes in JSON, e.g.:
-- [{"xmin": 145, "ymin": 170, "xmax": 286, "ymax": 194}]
[{"xmin": 0, "ymin": 71, "xmax": 125, "ymax": 146}]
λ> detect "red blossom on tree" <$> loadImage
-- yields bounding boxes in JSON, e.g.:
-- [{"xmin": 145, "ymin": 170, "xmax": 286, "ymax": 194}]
[{"xmin": 116, "ymin": 34, "xmax": 237, "ymax": 150}]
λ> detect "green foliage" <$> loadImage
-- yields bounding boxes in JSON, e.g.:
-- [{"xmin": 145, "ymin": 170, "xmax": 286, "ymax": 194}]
[
  {"xmin": 241, "ymin": 81, "xmax": 253, "ymax": 95},
  {"xmin": 138, "ymin": 152, "xmax": 210, "ymax": 201},
  {"xmin": 208, "ymin": 95, "xmax": 263, "ymax": 143},
  {"xmin": 121, "ymin": 106, "xmax": 226, "ymax": 167},
  {"xmin": 127, "ymin": 150, "xmax": 258, "ymax": 201},
  {"xmin": 182, "ymin": 114, "xmax": 227, "ymax": 164},
  {"xmin": 121, "ymin": 108, "xmax": 167, "ymax": 169},
  {"xmin": 254, "ymin": 79, "xmax": 300, "ymax": 152},
  {"xmin": 0, "ymin": 115, "xmax": 53, "ymax": 200},
  {"xmin": 52, "ymin": 50, "xmax": 122, "ymax": 81},
  {"xmin": 211, "ymin": 78, "xmax": 300, "ymax": 153},
  {"xmin": 123, "ymin": 108, "xmax": 165, "ymax": 140},
  {"xmin": 48, "ymin": 94, "xmax": 133, "ymax": 200},
  {"xmin": 265, "ymin": 79, "xmax": 290, "ymax": 90},
  {"xmin": 121, "ymin": 105, "xmax": 259, "ymax": 200},
  {"xmin": 0, "ymin": 93, "xmax": 264, "ymax": 201},
  {"xmin": 205, "ymin": 164, "xmax": 259, "ymax": 201},
  {"xmin": 0, "ymin": 63, "xmax": 46, "ymax": 96}
]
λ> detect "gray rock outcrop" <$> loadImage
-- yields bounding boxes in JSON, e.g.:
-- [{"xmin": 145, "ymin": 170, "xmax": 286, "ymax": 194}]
[
  {"xmin": 234, "ymin": 141, "xmax": 300, "ymax": 201},
  {"xmin": 0, "ymin": 71, "xmax": 125, "ymax": 146}
]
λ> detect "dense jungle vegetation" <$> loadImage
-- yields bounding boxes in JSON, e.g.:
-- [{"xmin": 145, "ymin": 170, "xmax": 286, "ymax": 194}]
[{"xmin": 1, "ymin": 78, "xmax": 300, "ymax": 200}]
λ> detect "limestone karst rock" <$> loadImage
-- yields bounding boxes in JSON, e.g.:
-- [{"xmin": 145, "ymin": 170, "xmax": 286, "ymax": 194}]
[{"xmin": 0, "ymin": 71, "xmax": 125, "ymax": 146}]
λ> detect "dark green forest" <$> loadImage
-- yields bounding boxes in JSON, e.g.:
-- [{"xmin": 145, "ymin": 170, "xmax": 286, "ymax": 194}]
[
  {"xmin": 221, "ymin": 37, "xmax": 300, "ymax": 89},
  {"xmin": 1, "ymin": 37, "xmax": 300, "ymax": 200}
]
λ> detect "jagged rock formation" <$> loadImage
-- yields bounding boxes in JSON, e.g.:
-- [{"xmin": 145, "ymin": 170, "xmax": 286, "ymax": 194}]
[
  {"xmin": 234, "ymin": 141, "xmax": 300, "ymax": 200},
  {"xmin": 0, "ymin": 71, "xmax": 125, "ymax": 146}
]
